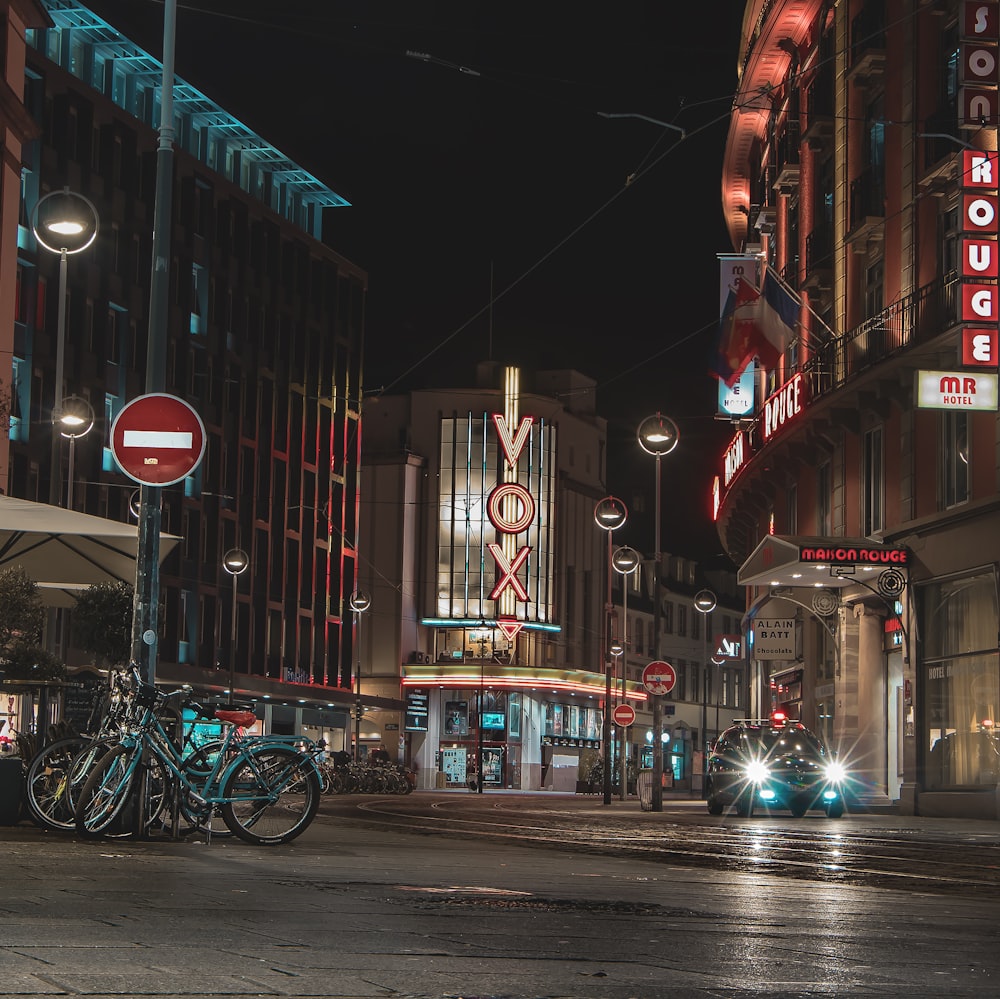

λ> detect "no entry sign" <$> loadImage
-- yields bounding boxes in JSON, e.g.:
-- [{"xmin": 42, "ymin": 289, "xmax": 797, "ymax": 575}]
[
  {"xmin": 612, "ymin": 703, "xmax": 636, "ymax": 727},
  {"xmin": 111, "ymin": 393, "xmax": 206, "ymax": 487},
  {"xmin": 642, "ymin": 661, "xmax": 676, "ymax": 696}
]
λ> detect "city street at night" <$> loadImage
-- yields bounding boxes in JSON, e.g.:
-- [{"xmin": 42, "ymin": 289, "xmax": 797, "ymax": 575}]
[{"xmin": 2, "ymin": 792, "xmax": 998, "ymax": 998}]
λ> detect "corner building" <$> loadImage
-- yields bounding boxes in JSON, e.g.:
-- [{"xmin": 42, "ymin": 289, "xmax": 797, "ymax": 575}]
[
  {"xmin": 11, "ymin": 1, "xmax": 366, "ymax": 742},
  {"xmin": 717, "ymin": 0, "xmax": 1000, "ymax": 818}
]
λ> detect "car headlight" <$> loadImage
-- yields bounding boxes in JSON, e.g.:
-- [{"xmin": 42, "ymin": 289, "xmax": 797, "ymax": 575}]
[
  {"xmin": 825, "ymin": 761, "xmax": 847, "ymax": 784},
  {"xmin": 744, "ymin": 759, "xmax": 770, "ymax": 783}
]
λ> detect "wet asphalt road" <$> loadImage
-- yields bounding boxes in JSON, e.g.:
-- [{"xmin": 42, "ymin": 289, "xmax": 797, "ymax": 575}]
[{"xmin": 1, "ymin": 792, "xmax": 998, "ymax": 999}]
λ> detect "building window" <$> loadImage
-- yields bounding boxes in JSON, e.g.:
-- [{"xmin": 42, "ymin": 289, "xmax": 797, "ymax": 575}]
[
  {"xmin": 677, "ymin": 604, "xmax": 687, "ymax": 638},
  {"xmin": 786, "ymin": 481, "xmax": 798, "ymax": 534},
  {"xmin": 662, "ymin": 600, "xmax": 674, "ymax": 634},
  {"xmin": 862, "ymin": 426, "xmax": 883, "ymax": 535},
  {"xmin": 817, "ymin": 460, "xmax": 831, "ymax": 535},
  {"xmin": 941, "ymin": 411, "xmax": 969, "ymax": 509}
]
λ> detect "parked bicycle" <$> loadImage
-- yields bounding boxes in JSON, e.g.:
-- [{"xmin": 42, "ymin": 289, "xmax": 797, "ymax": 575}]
[{"xmin": 72, "ymin": 670, "xmax": 322, "ymax": 844}]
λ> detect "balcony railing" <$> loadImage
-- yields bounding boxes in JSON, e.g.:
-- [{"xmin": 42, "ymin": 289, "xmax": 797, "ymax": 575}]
[{"xmin": 743, "ymin": 275, "xmax": 959, "ymax": 444}]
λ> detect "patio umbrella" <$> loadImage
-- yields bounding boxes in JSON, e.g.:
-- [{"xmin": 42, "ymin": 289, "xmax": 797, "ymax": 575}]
[{"xmin": 0, "ymin": 495, "xmax": 180, "ymax": 604}]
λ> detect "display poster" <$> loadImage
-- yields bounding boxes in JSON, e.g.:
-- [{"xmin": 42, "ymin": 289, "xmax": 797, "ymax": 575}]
[
  {"xmin": 440, "ymin": 747, "xmax": 467, "ymax": 785},
  {"xmin": 443, "ymin": 700, "xmax": 468, "ymax": 736},
  {"xmin": 405, "ymin": 688, "xmax": 429, "ymax": 731},
  {"xmin": 569, "ymin": 704, "xmax": 580, "ymax": 738},
  {"xmin": 482, "ymin": 747, "xmax": 504, "ymax": 786}
]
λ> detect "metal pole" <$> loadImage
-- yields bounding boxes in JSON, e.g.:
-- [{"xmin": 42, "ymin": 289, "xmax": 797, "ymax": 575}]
[
  {"xmin": 651, "ymin": 454, "xmax": 663, "ymax": 812},
  {"xmin": 701, "ymin": 627, "xmax": 708, "ymax": 797},
  {"xmin": 477, "ymin": 657, "xmax": 484, "ymax": 793},
  {"xmin": 49, "ymin": 250, "xmax": 68, "ymax": 506},
  {"xmin": 618, "ymin": 575, "xmax": 628, "ymax": 801},
  {"xmin": 228, "ymin": 571, "xmax": 238, "ymax": 702},
  {"xmin": 354, "ymin": 610, "xmax": 362, "ymax": 761},
  {"xmin": 131, "ymin": 0, "xmax": 176, "ymax": 684},
  {"xmin": 66, "ymin": 437, "xmax": 75, "ymax": 510},
  {"xmin": 603, "ymin": 527, "xmax": 616, "ymax": 805}
]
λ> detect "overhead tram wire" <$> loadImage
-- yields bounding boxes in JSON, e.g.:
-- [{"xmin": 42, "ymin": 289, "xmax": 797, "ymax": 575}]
[{"xmin": 379, "ymin": 107, "xmax": 734, "ymax": 396}]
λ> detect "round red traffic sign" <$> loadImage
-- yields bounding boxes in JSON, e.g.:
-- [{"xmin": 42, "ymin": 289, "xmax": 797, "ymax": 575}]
[
  {"xmin": 642, "ymin": 660, "xmax": 676, "ymax": 696},
  {"xmin": 612, "ymin": 703, "xmax": 636, "ymax": 727},
  {"xmin": 111, "ymin": 393, "xmax": 206, "ymax": 487}
]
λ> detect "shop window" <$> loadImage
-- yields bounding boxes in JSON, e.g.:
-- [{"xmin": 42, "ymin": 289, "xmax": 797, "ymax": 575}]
[{"xmin": 920, "ymin": 569, "xmax": 999, "ymax": 789}]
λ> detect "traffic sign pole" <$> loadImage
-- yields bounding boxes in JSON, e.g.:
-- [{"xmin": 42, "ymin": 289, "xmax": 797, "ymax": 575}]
[{"xmin": 113, "ymin": 393, "xmax": 206, "ymax": 683}]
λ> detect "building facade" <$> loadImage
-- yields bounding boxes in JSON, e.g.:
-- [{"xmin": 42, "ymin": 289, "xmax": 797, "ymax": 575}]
[
  {"xmin": 715, "ymin": 0, "xmax": 1000, "ymax": 818},
  {"xmin": 9, "ymin": 0, "xmax": 367, "ymax": 744},
  {"xmin": 357, "ymin": 363, "xmax": 745, "ymax": 791}
]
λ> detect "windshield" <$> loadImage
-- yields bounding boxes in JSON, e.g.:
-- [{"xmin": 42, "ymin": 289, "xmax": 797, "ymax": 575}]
[{"xmin": 738, "ymin": 726, "xmax": 827, "ymax": 759}]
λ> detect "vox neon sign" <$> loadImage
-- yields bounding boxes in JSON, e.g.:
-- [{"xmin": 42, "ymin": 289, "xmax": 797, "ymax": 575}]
[{"xmin": 486, "ymin": 414, "xmax": 534, "ymax": 604}]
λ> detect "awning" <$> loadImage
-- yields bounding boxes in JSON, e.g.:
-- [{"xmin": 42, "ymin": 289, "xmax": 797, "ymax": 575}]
[
  {"xmin": 738, "ymin": 535, "xmax": 910, "ymax": 590},
  {"xmin": 0, "ymin": 495, "xmax": 180, "ymax": 604}
]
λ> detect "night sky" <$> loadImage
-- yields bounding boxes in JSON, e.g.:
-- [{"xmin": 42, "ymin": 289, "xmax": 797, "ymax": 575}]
[{"xmin": 80, "ymin": 0, "xmax": 746, "ymax": 558}]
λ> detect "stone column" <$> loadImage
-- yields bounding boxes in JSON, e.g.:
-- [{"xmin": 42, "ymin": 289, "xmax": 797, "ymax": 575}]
[{"xmin": 854, "ymin": 602, "xmax": 887, "ymax": 797}]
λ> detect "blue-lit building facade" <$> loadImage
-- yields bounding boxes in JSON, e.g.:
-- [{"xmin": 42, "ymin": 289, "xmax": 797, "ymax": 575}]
[{"xmin": 11, "ymin": 1, "xmax": 367, "ymax": 742}]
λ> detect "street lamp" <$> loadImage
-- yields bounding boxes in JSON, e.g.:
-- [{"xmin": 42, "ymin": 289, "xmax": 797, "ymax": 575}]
[
  {"xmin": 57, "ymin": 395, "xmax": 95, "ymax": 511},
  {"xmin": 594, "ymin": 497, "xmax": 627, "ymax": 805},
  {"xmin": 612, "ymin": 545, "xmax": 640, "ymax": 801},
  {"xmin": 349, "ymin": 589, "xmax": 372, "ymax": 761},
  {"xmin": 637, "ymin": 413, "xmax": 679, "ymax": 812},
  {"xmin": 694, "ymin": 588, "xmax": 717, "ymax": 798},
  {"xmin": 32, "ymin": 189, "xmax": 99, "ymax": 506},
  {"xmin": 222, "ymin": 548, "xmax": 249, "ymax": 703}
]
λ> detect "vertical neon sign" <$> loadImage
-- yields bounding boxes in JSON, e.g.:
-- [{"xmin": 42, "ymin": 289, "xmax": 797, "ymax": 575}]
[{"xmin": 487, "ymin": 367, "xmax": 533, "ymax": 641}]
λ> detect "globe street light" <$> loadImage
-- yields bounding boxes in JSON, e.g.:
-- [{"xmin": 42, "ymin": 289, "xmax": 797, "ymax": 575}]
[
  {"xmin": 349, "ymin": 589, "xmax": 372, "ymax": 761},
  {"xmin": 637, "ymin": 413, "xmax": 679, "ymax": 811},
  {"xmin": 32, "ymin": 189, "xmax": 99, "ymax": 506},
  {"xmin": 612, "ymin": 545, "xmax": 641, "ymax": 800},
  {"xmin": 57, "ymin": 395, "xmax": 95, "ymax": 511},
  {"xmin": 594, "ymin": 496, "xmax": 627, "ymax": 806},
  {"xmin": 222, "ymin": 548, "xmax": 250, "ymax": 703},
  {"xmin": 694, "ymin": 588, "xmax": 717, "ymax": 798}
]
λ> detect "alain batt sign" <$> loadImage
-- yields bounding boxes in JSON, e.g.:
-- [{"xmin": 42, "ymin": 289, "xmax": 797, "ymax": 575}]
[{"xmin": 753, "ymin": 618, "xmax": 797, "ymax": 660}]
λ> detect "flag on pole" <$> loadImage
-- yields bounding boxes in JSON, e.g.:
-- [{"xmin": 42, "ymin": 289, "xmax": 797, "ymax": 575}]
[
  {"xmin": 753, "ymin": 266, "xmax": 800, "ymax": 362},
  {"xmin": 711, "ymin": 276, "xmax": 760, "ymax": 386},
  {"xmin": 711, "ymin": 268, "xmax": 801, "ymax": 385}
]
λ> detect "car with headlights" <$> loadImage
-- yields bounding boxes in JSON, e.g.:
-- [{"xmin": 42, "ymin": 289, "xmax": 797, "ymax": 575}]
[{"xmin": 706, "ymin": 713, "xmax": 848, "ymax": 818}]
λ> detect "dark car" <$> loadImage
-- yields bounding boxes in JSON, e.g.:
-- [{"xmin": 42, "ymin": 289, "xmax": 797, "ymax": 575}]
[{"xmin": 706, "ymin": 713, "xmax": 848, "ymax": 818}]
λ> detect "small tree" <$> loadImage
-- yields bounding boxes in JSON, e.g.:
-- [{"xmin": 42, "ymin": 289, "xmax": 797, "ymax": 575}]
[
  {"xmin": 72, "ymin": 580, "xmax": 133, "ymax": 668},
  {"xmin": 0, "ymin": 565, "xmax": 66, "ymax": 681}
]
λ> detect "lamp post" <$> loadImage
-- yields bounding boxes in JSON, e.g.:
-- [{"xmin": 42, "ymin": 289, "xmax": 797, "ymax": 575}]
[
  {"xmin": 222, "ymin": 548, "xmax": 249, "ymax": 703},
  {"xmin": 31, "ymin": 188, "xmax": 99, "ymax": 507},
  {"xmin": 594, "ymin": 496, "xmax": 627, "ymax": 806},
  {"xmin": 609, "ymin": 640, "xmax": 624, "ymax": 797},
  {"xmin": 57, "ymin": 395, "xmax": 95, "ymax": 511},
  {"xmin": 694, "ymin": 588, "xmax": 717, "ymax": 798},
  {"xmin": 637, "ymin": 413, "xmax": 679, "ymax": 811},
  {"xmin": 349, "ymin": 589, "xmax": 371, "ymax": 761},
  {"xmin": 612, "ymin": 545, "xmax": 640, "ymax": 800}
]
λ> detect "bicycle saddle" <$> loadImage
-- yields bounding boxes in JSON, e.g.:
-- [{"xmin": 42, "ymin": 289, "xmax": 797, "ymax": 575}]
[{"xmin": 215, "ymin": 709, "xmax": 257, "ymax": 728}]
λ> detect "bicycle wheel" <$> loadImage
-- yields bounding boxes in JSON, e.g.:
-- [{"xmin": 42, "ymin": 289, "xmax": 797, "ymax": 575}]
[
  {"xmin": 177, "ymin": 741, "xmax": 232, "ymax": 837},
  {"xmin": 75, "ymin": 744, "xmax": 142, "ymax": 838},
  {"xmin": 24, "ymin": 737, "xmax": 90, "ymax": 831},
  {"xmin": 220, "ymin": 746, "xmax": 319, "ymax": 845}
]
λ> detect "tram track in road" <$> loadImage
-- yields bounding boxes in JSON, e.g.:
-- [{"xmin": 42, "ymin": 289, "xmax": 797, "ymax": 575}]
[{"xmin": 317, "ymin": 794, "xmax": 1000, "ymax": 897}]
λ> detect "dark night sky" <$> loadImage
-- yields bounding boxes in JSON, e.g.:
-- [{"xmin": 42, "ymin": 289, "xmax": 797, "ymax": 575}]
[{"xmin": 81, "ymin": 0, "xmax": 746, "ymax": 558}]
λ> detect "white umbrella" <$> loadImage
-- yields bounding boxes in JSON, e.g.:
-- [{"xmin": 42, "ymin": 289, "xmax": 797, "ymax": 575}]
[{"xmin": 0, "ymin": 495, "xmax": 180, "ymax": 602}]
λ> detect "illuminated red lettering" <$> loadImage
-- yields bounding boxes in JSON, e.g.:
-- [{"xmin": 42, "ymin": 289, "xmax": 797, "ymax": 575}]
[
  {"xmin": 488, "ymin": 543, "xmax": 531, "ymax": 601},
  {"xmin": 487, "ymin": 482, "xmax": 536, "ymax": 534},
  {"xmin": 491, "ymin": 414, "xmax": 533, "ymax": 469}
]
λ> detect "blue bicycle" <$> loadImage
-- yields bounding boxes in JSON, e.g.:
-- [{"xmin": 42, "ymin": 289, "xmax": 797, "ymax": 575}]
[{"xmin": 74, "ymin": 678, "xmax": 322, "ymax": 845}]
